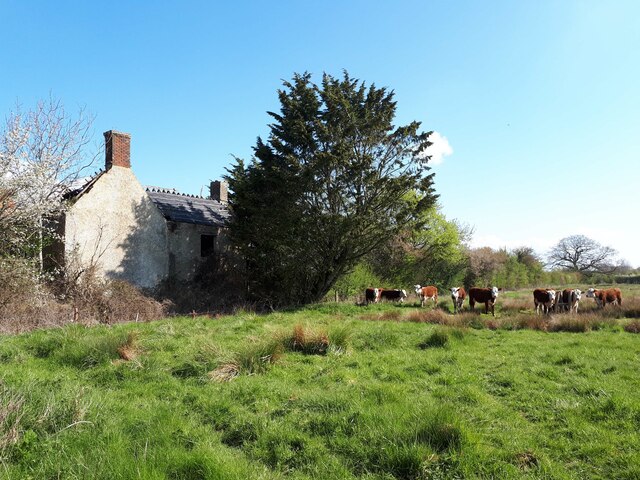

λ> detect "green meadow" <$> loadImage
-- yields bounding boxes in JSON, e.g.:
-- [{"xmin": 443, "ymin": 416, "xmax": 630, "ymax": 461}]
[{"xmin": 0, "ymin": 287, "xmax": 639, "ymax": 479}]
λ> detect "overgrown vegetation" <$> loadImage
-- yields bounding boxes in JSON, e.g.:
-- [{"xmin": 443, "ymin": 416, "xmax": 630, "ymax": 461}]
[{"xmin": 0, "ymin": 259, "xmax": 165, "ymax": 334}]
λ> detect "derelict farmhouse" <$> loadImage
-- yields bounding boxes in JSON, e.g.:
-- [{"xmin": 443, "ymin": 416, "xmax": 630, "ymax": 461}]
[{"xmin": 49, "ymin": 131, "xmax": 230, "ymax": 289}]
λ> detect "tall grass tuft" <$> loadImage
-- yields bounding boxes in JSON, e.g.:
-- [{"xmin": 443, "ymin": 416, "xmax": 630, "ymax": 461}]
[
  {"xmin": 235, "ymin": 337, "xmax": 284, "ymax": 374},
  {"xmin": 548, "ymin": 316, "xmax": 591, "ymax": 333},
  {"xmin": 0, "ymin": 387, "xmax": 25, "ymax": 454},
  {"xmin": 624, "ymin": 320, "xmax": 640, "ymax": 333},
  {"xmin": 360, "ymin": 311, "xmax": 402, "ymax": 322},
  {"xmin": 210, "ymin": 336, "xmax": 283, "ymax": 382},
  {"xmin": 419, "ymin": 330, "xmax": 449, "ymax": 349},
  {"xmin": 328, "ymin": 325, "xmax": 351, "ymax": 354},
  {"xmin": 116, "ymin": 331, "xmax": 140, "ymax": 361},
  {"xmin": 514, "ymin": 314, "xmax": 549, "ymax": 332},
  {"xmin": 406, "ymin": 309, "xmax": 450, "ymax": 325},
  {"xmin": 284, "ymin": 324, "xmax": 330, "ymax": 355},
  {"xmin": 56, "ymin": 329, "xmax": 134, "ymax": 368},
  {"xmin": 414, "ymin": 408, "xmax": 465, "ymax": 452}
]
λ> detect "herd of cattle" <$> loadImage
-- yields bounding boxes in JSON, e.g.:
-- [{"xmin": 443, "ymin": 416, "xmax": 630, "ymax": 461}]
[
  {"xmin": 364, "ymin": 285, "xmax": 623, "ymax": 316},
  {"xmin": 533, "ymin": 287, "xmax": 622, "ymax": 315}
]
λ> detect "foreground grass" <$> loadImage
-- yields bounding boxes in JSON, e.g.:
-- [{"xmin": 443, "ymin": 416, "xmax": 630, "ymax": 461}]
[{"xmin": 0, "ymin": 296, "xmax": 639, "ymax": 479}]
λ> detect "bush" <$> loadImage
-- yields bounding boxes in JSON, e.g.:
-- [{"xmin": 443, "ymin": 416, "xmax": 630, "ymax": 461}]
[
  {"xmin": 0, "ymin": 255, "xmax": 165, "ymax": 333},
  {"xmin": 332, "ymin": 263, "xmax": 385, "ymax": 302}
]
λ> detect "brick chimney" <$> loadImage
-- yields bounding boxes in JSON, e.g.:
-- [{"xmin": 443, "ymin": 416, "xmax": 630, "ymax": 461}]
[
  {"xmin": 209, "ymin": 180, "xmax": 228, "ymax": 203},
  {"xmin": 104, "ymin": 130, "xmax": 131, "ymax": 170}
]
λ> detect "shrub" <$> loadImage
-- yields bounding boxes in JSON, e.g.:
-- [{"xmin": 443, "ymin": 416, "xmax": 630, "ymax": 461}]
[{"xmin": 419, "ymin": 330, "xmax": 449, "ymax": 349}]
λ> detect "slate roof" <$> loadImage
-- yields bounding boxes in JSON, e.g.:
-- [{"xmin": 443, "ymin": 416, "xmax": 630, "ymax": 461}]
[
  {"xmin": 63, "ymin": 170, "xmax": 105, "ymax": 200},
  {"xmin": 145, "ymin": 187, "xmax": 230, "ymax": 227}
]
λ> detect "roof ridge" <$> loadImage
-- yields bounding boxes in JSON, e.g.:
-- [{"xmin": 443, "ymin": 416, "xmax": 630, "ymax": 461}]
[{"xmin": 145, "ymin": 186, "xmax": 212, "ymax": 199}]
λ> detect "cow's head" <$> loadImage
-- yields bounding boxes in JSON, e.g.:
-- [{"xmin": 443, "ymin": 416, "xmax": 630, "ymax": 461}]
[
  {"xmin": 573, "ymin": 289, "xmax": 582, "ymax": 301},
  {"xmin": 585, "ymin": 288, "xmax": 596, "ymax": 298},
  {"xmin": 451, "ymin": 287, "xmax": 460, "ymax": 299},
  {"xmin": 413, "ymin": 285, "xmax": 422, "ymax": 295},
  {"xmin": 547, "ymin": 289, "xmax": 556, "ymax": 303},
  {"xmin": 491, "ymin": 286, "xmax": 499, "ymax": 299},
  {"xmin": 401, "ymin": 290, "xmax": 408, "ymax": 299}
]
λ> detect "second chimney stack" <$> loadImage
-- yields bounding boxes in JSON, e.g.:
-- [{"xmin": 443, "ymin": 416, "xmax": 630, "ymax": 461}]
[{"xmin": 210, "ymin": 180, "xmax": 228, "ymax": 203}]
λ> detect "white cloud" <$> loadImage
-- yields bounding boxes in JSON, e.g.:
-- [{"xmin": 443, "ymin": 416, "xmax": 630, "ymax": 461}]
[{"xmin": 425, "ymin": 131, "xmax": 453, "ymax": 165}]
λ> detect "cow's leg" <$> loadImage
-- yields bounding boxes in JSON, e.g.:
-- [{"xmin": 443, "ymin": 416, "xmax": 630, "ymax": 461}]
[{"xmin": 470, "ymin": 298, "xmax": 475, "ymax": 312}]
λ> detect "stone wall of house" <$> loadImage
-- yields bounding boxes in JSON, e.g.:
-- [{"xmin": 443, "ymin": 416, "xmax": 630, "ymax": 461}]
[
  {"xmin": 167, "ymin": 222, "xmax": 221, "ymax": 280},
  {"xmin": 64, "ymin": 166, "xmax": 169, "ymax": 289}
]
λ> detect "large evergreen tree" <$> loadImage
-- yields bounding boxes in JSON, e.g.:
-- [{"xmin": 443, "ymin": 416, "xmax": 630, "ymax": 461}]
[{"xmin": 225, "ymin": 72, "xmax": 437, "ymax": 307}]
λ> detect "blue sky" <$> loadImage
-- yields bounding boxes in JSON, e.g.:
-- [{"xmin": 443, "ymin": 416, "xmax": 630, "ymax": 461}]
[{"xmin": 2, "ymin": 1, "xmax": 639, "ymax": 266}]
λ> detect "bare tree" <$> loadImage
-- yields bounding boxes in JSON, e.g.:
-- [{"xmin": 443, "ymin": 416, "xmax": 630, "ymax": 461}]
[
  {"xmin": 547, "ymin": 235, "xmax": 620, "ymax": 273},
  {"xmin": 0, "ymin": 96, "xmax": 97, "ymax": 265}
]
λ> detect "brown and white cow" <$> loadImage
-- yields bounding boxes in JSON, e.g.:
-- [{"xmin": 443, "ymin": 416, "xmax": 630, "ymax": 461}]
[
  {"xmin": 586, "ymin": 288, "xmax": 622, "ymax": 308},
  {"xmin": 414, "ymin": 285, "xmax": 438, "ymax": 308},
  {"xmin": 533, "ymin": 288, "xmax": 556, "ymax": 315},
  {"xmin": 364, "ymin": 288, "xmax": 381, "ymax": 305},
  {"xmin": 450, "ymin": 287, "xmax": 466, "ymax": 314},
  {"xmin": 379, "ymin": 289, "xmax": 408, "ymax": 302},
  {"xmin": 554, "ymin": 288, "xmax": 582, "ymax": 313},
  {"xmin": 469, "ymin": 287, "xmax": 499, "ymax": 316}
]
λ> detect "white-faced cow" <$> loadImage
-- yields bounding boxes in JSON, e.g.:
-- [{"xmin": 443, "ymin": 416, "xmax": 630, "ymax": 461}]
[
  {"xmin": 533, "ymin": 288, "xmax": 556, "ymax": 315},
  {"xmin": 563, "ymin": 288, "xmax": 582, "ymax": 314},
  {"xmin": 450, "ymin": 287, "xmax": 466, "ymax": 314},
  {"xmin": 379, "ymin": 289, "xmax": 408, "ymax": 302},
  {"xmin": 414, "ymin": 285, "xmax": 438, "ymax": 308},
  {"xmin": 469, "ymin": 287, "xmax": 499, "ymax": 316},
  {"xmin": 364, "ymin": 288, "xmax": 381, "ymax": 306},
  {"xmin": 586, "ymin": 288, "xmax": 622, "ymax": 308}
]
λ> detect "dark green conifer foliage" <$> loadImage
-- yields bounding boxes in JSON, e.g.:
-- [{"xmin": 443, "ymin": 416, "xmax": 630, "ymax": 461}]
[{"xmin": 225, "ymin": 72, "xmax": 438, "ymax": 307}]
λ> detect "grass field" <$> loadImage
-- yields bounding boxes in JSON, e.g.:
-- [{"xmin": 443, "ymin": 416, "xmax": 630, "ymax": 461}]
[{"xmin": 0, "ymin": 286, "xmax": 639, "ymax": 479}]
